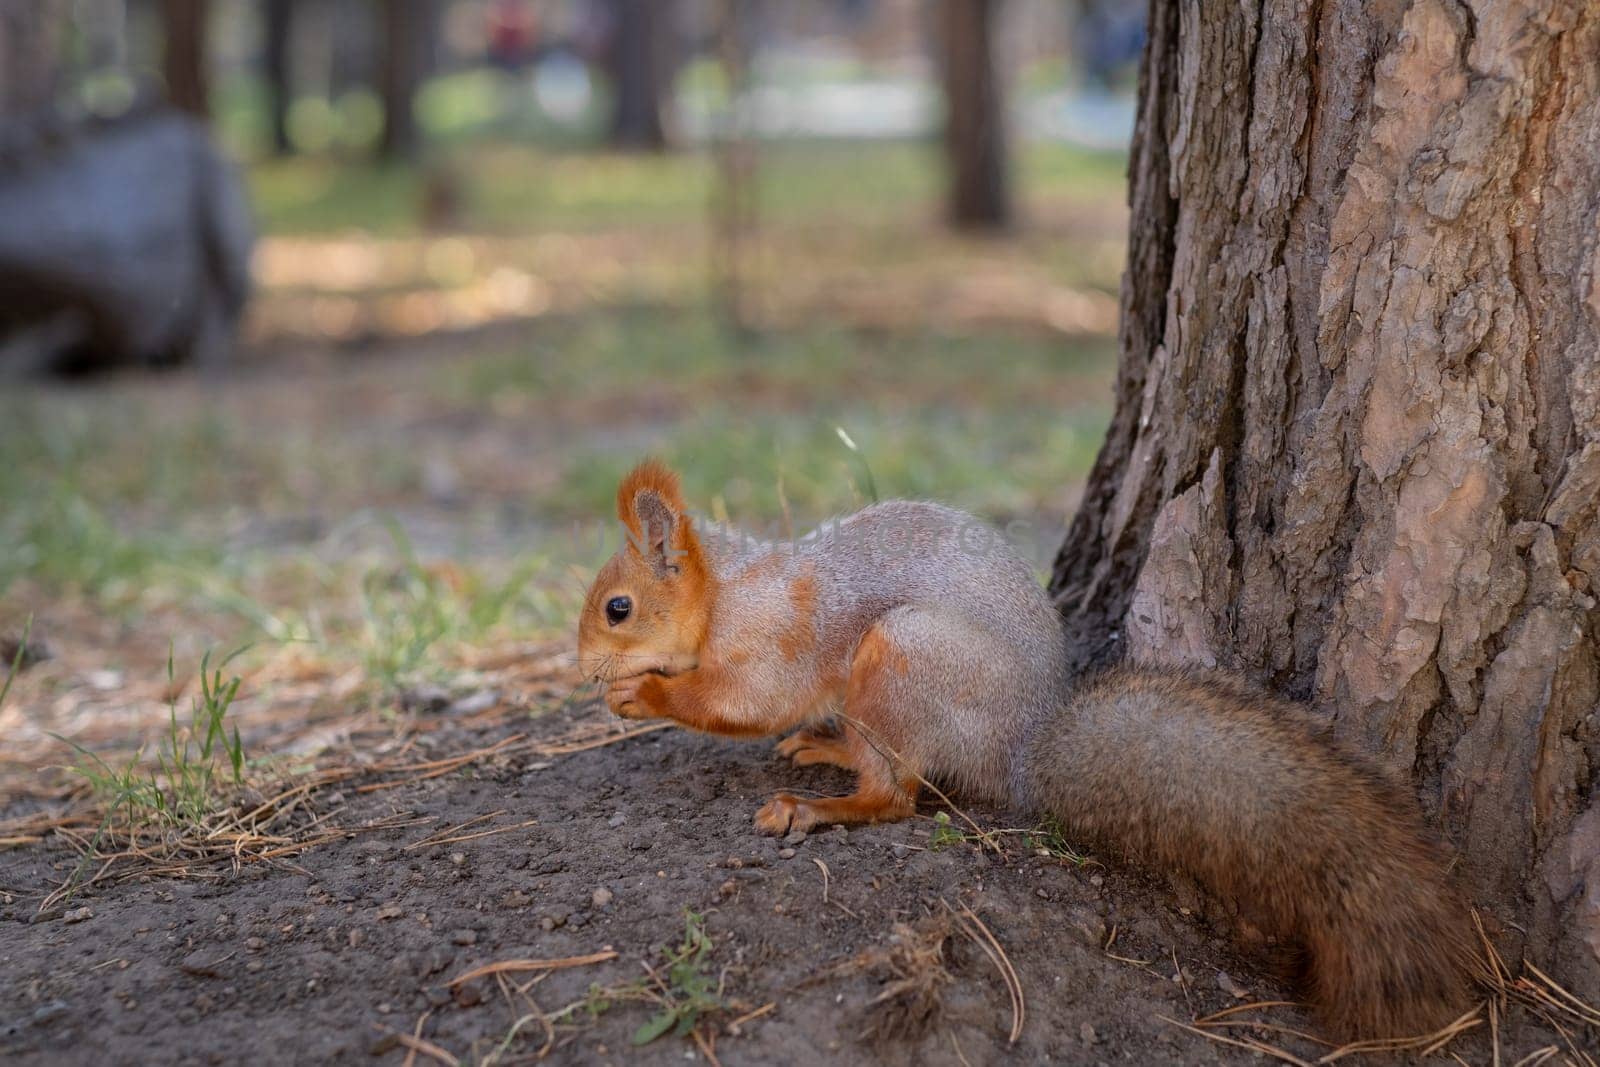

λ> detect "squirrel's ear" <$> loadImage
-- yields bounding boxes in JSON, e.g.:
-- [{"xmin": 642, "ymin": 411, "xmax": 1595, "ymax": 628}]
[
  {"xmin": 617, "ymin": 459, "xmax": 689, "ymax": 576},
  {"xmin": 632, "ymin": 489, "xmax": 678, "ymax": 574}
]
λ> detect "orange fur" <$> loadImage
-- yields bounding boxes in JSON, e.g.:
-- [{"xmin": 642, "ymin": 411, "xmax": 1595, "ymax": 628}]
[
  {"xmin": 776, "ymin": 575, "xmax": 818, "ymax": 660},
  {"xmin": 631, "ymin": 668, "xmax": 781, "ymax": 738},
  {"xmin": 853, "ymin": 628, "xmax": 911, "ymax": 677},
  {"xmin": 578, "ymin": 459, "xmax": 716, "ymax": 683},
  {"xmin": 614, "ymin": 457, "xmax": 685, "ymax": 535},
  {"xmin": 756, "ymin": 623, "xmax": 923, "ymax": 835},
  {"xmin": 775, "ymin": 728, "xmax": 858, "ymax": 770}
]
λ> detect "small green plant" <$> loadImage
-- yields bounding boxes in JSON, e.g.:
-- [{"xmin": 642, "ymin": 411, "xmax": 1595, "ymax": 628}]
[
  {"xmin": 475, "ymin": 911, "xmax": 726, "ymax": 1063},
  {"xmin": 928, "ymin": 810, "xmax": 975, "ymax": 850},
  {"xmin": 0, "ymin": 614, "xmax": 30, "ymax": 711},
  {"xmin": 1025, "ymin": 815, "xmax": 1094, "ymax": 867},
  {"xmin": 632, "ymin": 910, "xmax": 725, "ymax": 1045},
  {"xmin": 63, "ymin": 644, "xmax": 249, "ymax": 830}
]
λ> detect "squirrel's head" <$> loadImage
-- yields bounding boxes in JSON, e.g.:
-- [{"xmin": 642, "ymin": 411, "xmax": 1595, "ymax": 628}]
[{"xmin": 577, "ymin": 459, "xmax": 713, "ymax": 684}]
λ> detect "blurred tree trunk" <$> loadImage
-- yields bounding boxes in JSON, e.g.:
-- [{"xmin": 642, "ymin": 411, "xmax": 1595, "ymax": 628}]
[
  {"xmin": 161, "ymin": 0, "xmax": 211, "ymax": 118},
  {"xmin": 938, "ymin": 0, "xmax": 1009, "ymax": 229},
  {"xmin": 1053, "ymin": 0, "xmax": 1600, "ymax": 999},
  {"xmin": 606, "ymin": 0, "xmax": 675, "ymax": 150},
  {"xmin": 377, "ymin": 0, "xmax": 432, "ymax": 161},
  {"xmin": 264, "ymin": 0, "xmax": 295, "ymax": 155},
  {"xmin": 0, "ymin": 1, "xmax": 64, "ymax": 118},
  {"xmin": 711, "ymin": 0, "xmax": 756, "ymax": 336}
]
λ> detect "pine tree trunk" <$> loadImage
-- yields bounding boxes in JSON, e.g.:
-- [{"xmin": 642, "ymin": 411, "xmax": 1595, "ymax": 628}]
[
  {"xmin": 161, "ymin": 0, "xmax": 210, "ymax": 118},
  {"xmin": 939, "ymin": 0, "xmax": 1010, "ymax": 229},
  {"xmin": 1052, "ymin": 0, "xmax": 1600, "ymax": 997}
]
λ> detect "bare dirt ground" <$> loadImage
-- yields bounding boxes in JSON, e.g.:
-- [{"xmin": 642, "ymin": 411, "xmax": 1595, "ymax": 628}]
[{"xmin": 2, "ymin": 683, "xmax": 1590, "ymax": 1067}]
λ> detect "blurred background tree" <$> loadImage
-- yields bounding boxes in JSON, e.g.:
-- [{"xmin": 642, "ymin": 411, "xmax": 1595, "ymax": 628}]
[
  {"xmin": 1, "ymin": 2, "xmax": 66, "ymax": 119},
  {"xmin": 939, "ymin": 0, "xmax": 1008, "ymax": 228},
  {"xmin": 160, "ymin": 0, "xmax": 211, "ymax": 116},
  {"xmin": 603, "ymin": 0, "xmax": 678, "ymax": 150},
  {"xmin": 262, "ymin": 0, "xmax": 294, "ymax": 153},
  {"xmin": 377, "ymin": 0, "xmax": 435, "ymax": 161}
]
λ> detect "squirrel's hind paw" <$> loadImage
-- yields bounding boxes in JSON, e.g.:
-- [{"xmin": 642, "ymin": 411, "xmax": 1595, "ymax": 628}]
[
  {"xmin": 775, "ymin": 729, "xmax": 856, "ymax": 770},
  {"xmin": 755, "ymin": 794, "xmax": 818, "ymax": 836}
]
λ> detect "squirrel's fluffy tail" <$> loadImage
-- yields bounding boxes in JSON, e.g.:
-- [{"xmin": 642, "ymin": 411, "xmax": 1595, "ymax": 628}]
[{"xmin": 1018, "ymin": 666, "xmax": 1482, "ymax": 1041}]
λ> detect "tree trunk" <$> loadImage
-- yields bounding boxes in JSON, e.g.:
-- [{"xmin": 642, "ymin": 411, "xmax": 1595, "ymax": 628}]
[
  {"xmin": 161, "ymin": 0, "xmax": 211, "ymax": 118},
  {"xmin": 939, "ymin": 0, "xmax": 1010, "ymax": 229},
  {"xmin": 0, "ymin": 1, "xmax": 64, "ymax": 119},
  {"xmin": 606, "ymin": 0, "xmax": 675, "ymax": 151},
  {"xmin": 711, "ymin": 0, "xmax": 758, "ymax": 338},
  {"xmin": 377, "ymin": 0, "xmax": 430, "ymax": 162},
  {"xmin": 1053, "ymin": 0, "xmax": 1600, "ymax": 997},
  {"xmin": 264, "ymin": 0, "xmax": 295, "ymax": 155}
]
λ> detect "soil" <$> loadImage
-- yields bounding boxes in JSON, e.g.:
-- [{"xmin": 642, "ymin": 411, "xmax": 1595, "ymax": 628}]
[{"xmin": 0, "ymin": 698, "xmax": 1585, "ymax": 1066}]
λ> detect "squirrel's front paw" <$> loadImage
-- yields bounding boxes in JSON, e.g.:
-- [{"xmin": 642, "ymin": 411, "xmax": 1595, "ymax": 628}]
[
  {"xmin": 754, "ymin": 794, "xmax": 820, "ymax": 836},
  {"xmin": 605, "ymin": 675, "xmax": 652, "ymax": 719}
]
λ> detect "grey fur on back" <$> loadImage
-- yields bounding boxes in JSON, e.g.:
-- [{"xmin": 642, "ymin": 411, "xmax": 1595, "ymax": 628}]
[{"xmin": 698, "ymin": 500, "xmax": 1071, "ymax": 800}]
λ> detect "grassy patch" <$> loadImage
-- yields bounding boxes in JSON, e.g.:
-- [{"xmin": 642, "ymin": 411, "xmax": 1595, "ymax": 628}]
[
  {"xmin": 63, "ymin": 646, "xmax": 248, "ymax": 833},
  {"xmin": 451, "ymin": 310, "xmax": 1114, "ymax": 532},
  {"xmin": 250, "ymin": 140, "xmax": 1126, "ymax": 238},
  {"xmin": 354, "ymin": 523, "xmax": 572, "ymax": 695},
  {"xmin": 549, "ymin": 406, "xmax": 1107, "ymax": 529}
]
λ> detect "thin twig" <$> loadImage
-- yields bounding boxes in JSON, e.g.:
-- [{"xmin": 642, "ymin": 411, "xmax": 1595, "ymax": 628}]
[{"xmin": 447, "ymin": 951, "xmax": 619, "ymax": 988}]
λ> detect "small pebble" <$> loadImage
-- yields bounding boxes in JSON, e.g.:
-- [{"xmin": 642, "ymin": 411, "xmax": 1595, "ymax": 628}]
[
  {"xmin": 607, "ymin": 812, "xmax": 627, "ymax": 828},
  {"xmin": 1080, "ymin": 1022, "xmax": 1099, "ymax": 1045},
  {"xmin": 591, "ymin": 888, "xmax": 614, "ymax": 908},
  {"xmin": 450, "ymin": 929, "xmax": 478, "ymax": 946},
  {"xmin": 1217, "ymin": 970, "xmax": 1250, "ymax": 999},
  {"xmin": 244, "ymin": 937, "xmax": 266, "ymax": 951},
  {"xmin": 450, "ymin": 852, "xmax": 466, "ymax": 867},
  {"xmin": 777, "ymin": 848, "xmax": 796, "ymax": 860},
  {"xmin": 448, "ymin": 690, "xmax": 498, "ymax": 716},
  {"xmin": 62, "ymin": 906, "xmax": 93, "ymax": 924},
  {"xmin": 782, "ymin": 830, "xmax": 807, "ymax": 846}
]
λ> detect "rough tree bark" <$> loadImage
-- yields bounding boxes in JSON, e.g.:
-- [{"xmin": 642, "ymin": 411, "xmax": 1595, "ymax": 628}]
[
  {"xmin": 939, "ymin": 0, "xmax": 1010, "ymax": 229},
  {"xmin": 0, "ymin": 1, "xmax": 64, "ymax": 120},
  {"xmin": 1052, "ymin": 0, "xmax": 1600, "ymax": 997},
  {"xmin": 161, "ymin": 0, "xmax": 211, "ymax": 118}
]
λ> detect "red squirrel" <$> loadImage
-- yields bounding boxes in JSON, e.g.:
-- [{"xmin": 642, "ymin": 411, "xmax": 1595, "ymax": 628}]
[{"xmin": 576, "ymin": 460, "xmax": 1482, "ymax": 1040}]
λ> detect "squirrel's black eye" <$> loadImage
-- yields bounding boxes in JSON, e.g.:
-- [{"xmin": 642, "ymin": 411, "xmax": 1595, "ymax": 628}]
[{"xmin": 605, "ymin": 596, "xmax": 632, "ymax": 625}]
